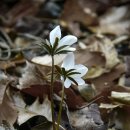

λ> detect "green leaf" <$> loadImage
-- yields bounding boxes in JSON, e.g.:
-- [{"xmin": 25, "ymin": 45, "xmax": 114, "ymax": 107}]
[
  {"xmin": 52, "ymin": 37, "xmax": 59, "ymax": 52},
  {"xmin": 43, "ymin": 44, "xmax": 52, "ymax": 54},
  {"xmin": 55, "ymin": 65, "xmax": 62, "ymax": 74},
  {"xmin": 55, "ymin": 45, "xmax": 68, "ymax": 53},
  {"xmin": 67, "ymin": 71, "xmax": 81, "ymax": 76},
  {"xmin": 62, "ymin": 68, "xmax": 66, "ymax": 76},
  {"xmin": 67, "ymin": 69, "xmax": 75, "ymax": 73},
  {"xmin": 68, "ymin": 77, "xmax": 78, "ymax": 86},
  {"xmin": 56, "ymin": 50, "xmax": 72, "ymax": 54}
]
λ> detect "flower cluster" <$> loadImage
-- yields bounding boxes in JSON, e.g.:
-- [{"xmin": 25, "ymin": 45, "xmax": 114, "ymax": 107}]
[
  {"xmin": 33, "ymin": 25, "xmax": 88, "ymax": 130},
  {"xmin": 48, "ymin": 26, "xmax": 88, "ymax": 88},
  {"xmin": 34, "ymin": 25, "xmax": 88, "ymax": 88}
]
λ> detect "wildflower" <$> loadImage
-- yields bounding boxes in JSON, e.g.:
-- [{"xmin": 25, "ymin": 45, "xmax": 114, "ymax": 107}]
[
  {"xmin": 56, "ymin": 53, "xmax": 88, "ymax": 88},
  {"xmin": 38, "ymin": 26, "xmax": 77, "ymax": 55}
]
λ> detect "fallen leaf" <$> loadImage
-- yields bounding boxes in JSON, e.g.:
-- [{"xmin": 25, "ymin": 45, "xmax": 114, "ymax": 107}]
[
  {"xmin": 78, "ymin": 84, "xmax": 95, "ymax": 101},
  {"xmin": 99, "ymin": 103, "xmax": 120, "ymax": 109},
  {"xmin": 17, "ymin": 96, "xmax": 52, "ymax": 125},
  {"xmin": 3, "ymin": 0, "xmax": 43, "ymax": 26},
  {"xmin": 60, "ymin": 0, "xmax": 98, "ymax": 37},
  {"xmin": 0, "ymin": 93, "xmax": 17, "ymax": 125},
  {"xmin": 89, "ymin": 63, "xmax": 125, "ymax": 93},
  {"xmin": 86, "ymin": 66, "xmax": 106, "ymax": 79},
  {"xmin": 0, "ymin": 120, "xmax": 15, "ymax": 130},
  {"xmin": 90, "ymin": 6, "xmax": 130, "ymax": 35},
  {"xmin": 111, "ymin": 107, "xmax": 130, "ymax": 130},
  {"xmin": 15, "ymin": 17, "xmax": 44, "ymax": 35},
  {"xmin": 124, "ymin": 56, "xmax": 130, "ymax": 87},
  {"xmin": 75, "ymin": 50, "xmax": 106, "ymax": 78},
  {"xmin": 21, "ymin": 82, "xmax": 86, "ymax": 110},
  {"xmin": 111, "ymin": 91, "xmax": 130, "ymax": 105},
  {"xmin": 69, "ymin": 104, "xmax": 105, "ymax": 130},
  {"xmin": 84, "ymin": 35, "xmax": 120, "ymax": 69},
  {"xmin": 0, "ymin": 71, "xmax": 9, "ymax": 104},
  {"xmin": 17, "ymin": 62, "xmax": 47, "ymax": 89},
  {"xmin": 32, "ymin": 54, "xmax": 67, "ymax": 66},
  {"xmin": 60, "ymin": 0, "xmax": 98, "ymax": 26},
  {"xmin": 19, "ymin": 116, "xmax": 52, "ymax": 130},
  {"xmin": 75, "ymin": 51, "xmax": 105, "ymax": 68}
]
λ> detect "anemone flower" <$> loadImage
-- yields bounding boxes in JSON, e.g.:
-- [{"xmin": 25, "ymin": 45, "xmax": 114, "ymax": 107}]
[
  {"xmin": 61, "ymin": 52, "xmax": 88, "ymax": 88},
  {"xmin": 49, "ymin": 25, "xmax": 77, "ymax": 54}
]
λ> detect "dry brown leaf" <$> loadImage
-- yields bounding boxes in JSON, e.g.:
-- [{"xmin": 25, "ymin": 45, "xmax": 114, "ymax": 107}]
[
  {"xmin": 111, "ymin": 107, "xmax": 130, "ymax": 130},
  {"xmin": 3, "ymin": 0, "xmax": 43, "ymax": 26},
  {"xmin": 17, "ymin": 62, "xmax": 47, "ymax": 89},
  {"xmin": 84, "ymin": 35, "xmax": 120, "ymax": 69},
  {"xmin": 17, "ymin": 96, "xmax": 52, "ymax": 125},
  {"xmin": 20, "ymin": 82, "xmax": 86, "ymax": 110},
  {"xmin": 89, "ymin": 63, "xmax": 125, "ymax": 94},
  {"xmin": 75, "ymin": 51, "xmax": 105, "ymax": 68},
  {"xmin": 86, "ymin": 66, "xmax": 106, "ymax": 79},
  {"xmin": 60, "ymin": 0, "xmax": 98, "ymax": 26},
  {"xmin": 76, "ymin": 35, "xmax": 120, "ymax": 79},
  {"xmin": 75, "ymin": 50, "xmax": 106, "ymax": 78},
  {"xmin": 111, "ymin": 91, "xmax": 130, "ymax": 105},
  {"xmin": 0, "ymin": 93, "xmax": 17, "ymax": 125},
  {"xmin": 0, "ymin": 120, "xmax": 15, "ymax": 130},
  {"xmin": 0, "ymin": 71, "xmax": 9, "ymax": 104},
  {"xmin": 90, "ymin": 6, "xmax": 130, "ymax": 35},
  {"xmin": 99, "ymin": 37, "xmax": 120, "ymax": 69},
  {"xmin": 124, "ymin": 56, "xmax": 130, "ymax": 87},
  {"xmin": 0, "ymin": 57, "xmax": 25, "ymax": 70},
  {"xmin": 69, "ymin": 104, "xmax": 104, "ymax": 130},
  {"xmin": 60, "ymin": 0, "xmax": 98, "ymax": 36}
]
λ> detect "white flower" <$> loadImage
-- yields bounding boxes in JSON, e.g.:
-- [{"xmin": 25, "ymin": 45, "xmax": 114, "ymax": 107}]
[
  {"xmin": 49, "ymin": 26, "xmax": 77, "ymax": 53},
  {"xmin": 61, "ymin": 53, "xmax": 88, "ymax": 88}
]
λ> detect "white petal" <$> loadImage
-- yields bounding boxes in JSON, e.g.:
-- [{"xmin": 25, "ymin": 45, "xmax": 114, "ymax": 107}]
[
  {"xmin": 67, "ymin": 47, "xmax": 76, "ymax": 51},
  {"xmin": 61, "ymin": 52, "xmax": 75, "ymax": 70},
  {"xmin": 61, "ymin": 46, "xmax": 76, "ymax": 51},
  {"xmin": 49, "ymin": 26, "xmax": 61, "ymax": 45},
  {"xmin": 73, "ymin": 64, "xmax": 88, "ymax": 77},
  {"xmin": 59, "ymin": 35, "xmax": 77, "ymax": 47},
  {"xmin": 64, "ymin": 78, "xmax": 72, "ymax": 88},
  {"xmin": 74, "ymin": 77, "xmax": 85, "ymax": 86}
]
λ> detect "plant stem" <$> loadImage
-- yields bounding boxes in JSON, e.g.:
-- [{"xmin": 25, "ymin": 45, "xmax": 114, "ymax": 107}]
[
  {"xmin": 56, "ymin": 81, "xmax": 65, "ymax": 130},
  {"xmin": 51, "ymin": 56, "xmax": 56, "ymax": 130}
]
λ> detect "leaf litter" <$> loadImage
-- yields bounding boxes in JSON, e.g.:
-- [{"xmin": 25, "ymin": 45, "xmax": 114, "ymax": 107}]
[{"xmin": 0, "ymin": 0, "xmax": 130, "ymax": 130}]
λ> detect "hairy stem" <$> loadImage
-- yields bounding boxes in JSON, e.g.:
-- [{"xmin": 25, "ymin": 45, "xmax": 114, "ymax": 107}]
[
  {"xmin": 56, "ymin": 81, "xmax": 65, "ymax": 130},
  {"xmin": 51, "ymin": 56, "xmax": 56, "ymax": 130}
]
